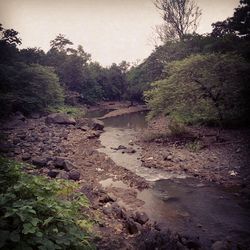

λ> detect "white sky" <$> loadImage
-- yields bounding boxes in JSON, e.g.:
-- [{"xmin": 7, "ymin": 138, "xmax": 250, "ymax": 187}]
[{"xmin": 0, "ymin": 0, "xmax": 239, "ymax": 66}]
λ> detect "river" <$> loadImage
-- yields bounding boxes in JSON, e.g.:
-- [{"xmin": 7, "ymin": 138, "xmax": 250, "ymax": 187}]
[{"xmin": 90, "ymin": 110, "xmax": 250, "ymax": 248}]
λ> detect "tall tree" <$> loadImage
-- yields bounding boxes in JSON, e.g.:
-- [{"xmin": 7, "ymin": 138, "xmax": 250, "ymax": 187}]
[
  {"xmin": 154, "ymin": 0, "xmax": 202, "ymax": 42},
  {"xmin": 212, "ymin": 0, "xmax": 250, "ymax": 39}
]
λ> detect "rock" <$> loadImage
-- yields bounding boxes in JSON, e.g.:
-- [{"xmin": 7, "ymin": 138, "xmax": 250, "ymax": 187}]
[
  {"xmin": 68, "ymin": 170, "xmax": 80, "ymax": 181},
  {"xmin": 126, "ymin": 218, "xmax": 141, "ymax": 234},
  {"xmin": 40, "ymin": 126, "xmax": 49, "ymax": 133},
  {"xmin": 91, "ymin": 119, "xmax": 104, "ymax": 130},
  {"xmin": 22, "ymin": 153, "xmax": 31, "ymax": 161},
  {"xmin": 122, "ymin": 148, "xmax": 136, "ymax": 154},
  {"xmin": 32, "ymin": 157, "xmax": 48, "ymax": 167},
  {"xmin": 53, "ymin": 158, "xmax": 75, "ymax": 172},
  {"xmin": 164, "ymin": 155, "xmax": 173, "ymax": 161},
  {"xmin": 63, "ymin": 160, "xmax": 75, "ymax": 172},
  {"xmin": 134, "ymin": 211, "xmax": 149, "ymax": 225},
  {"xmin": 99, "ymin": 194, "xmax": 116, "ymax": 203},
  {"xmin": 53, "ymin": 157, "xmax": 65, "ymax": 169},
  {"xmin": 79, "ymin": 126, "xmax": 89, "ymax": 131},
  {"xmin": 0, "ymin": 142, "xmax": 13, "ymax": 153},
  {"xmin": 30, "ymin": 113, "xmax": 40, "ymax": 119},
  {"xmin": 103, "ymin": 203, "xmax": 113, "ymax": 215},
  {"xmin": 87, "ymin": 131, "xmax": 101, "ymax": 139},
  {"xmin": 48, "ymin": 170, "xmax": 59, "ymax": 178},
  {"xmin": 211, "ymin": 241, "xmax": 230, "ymax": 250},
  {"xmin": 46, "ymin": 113, "xmax": 76, "ymax": 125},
  {"xmin": 57, "ymin": 171, "xmax": 69, "ymax": 180},
  {"xmin": 128, "ymin": 140, "xmax": 134, "ymax": 146}
]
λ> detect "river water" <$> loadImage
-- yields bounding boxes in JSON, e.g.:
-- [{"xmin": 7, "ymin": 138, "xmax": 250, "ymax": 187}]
[{"xmin": 93, "ymin": 111, "xmax": 250, "ymax": 248}]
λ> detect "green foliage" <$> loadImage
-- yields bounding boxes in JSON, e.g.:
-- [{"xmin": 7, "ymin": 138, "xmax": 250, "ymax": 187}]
[
  {"xmin": 47, "ymin": 105, "xmax": 85, "ymax": 119},
  {"xmin": 145, "ymin": 53, "xmax": 250, "ymax": 126},
  {"xmin": 186, "ymin": 140, "xmax": 202, "ymax": 152},
  {"xmin": 212, "ymin": 0, "xmax": 250, "ymax": 39},
  {"xmin": 0, "ymin": 63, "xmax": 64, "ymax": 116},
  {"xmin": 0, "ymin": 157, "xmax": 94, "ymax": 250},
  {"xmin": 168, "ymin": 116, "xmax": 187, "ymax": 136}
]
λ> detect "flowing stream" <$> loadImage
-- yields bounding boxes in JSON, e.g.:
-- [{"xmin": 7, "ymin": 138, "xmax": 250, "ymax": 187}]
[{"xmin": 90, "ymin": 110, "xmax": 250, "ymax": 248}]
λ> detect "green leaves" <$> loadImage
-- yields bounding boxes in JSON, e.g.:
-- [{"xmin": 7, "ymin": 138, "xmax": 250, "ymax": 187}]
[
  {"xmin": 0, "ymin": 157, "xmax": 94, "ymax": 249},
  {"xmin": 145, "ymin": 53, "xmax": 250, "ymax": 126}
]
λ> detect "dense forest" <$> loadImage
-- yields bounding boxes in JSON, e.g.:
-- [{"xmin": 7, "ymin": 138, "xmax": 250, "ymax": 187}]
[{"xmin": 1, "ymin": 0, "xmax": 250, "ymax": 126}]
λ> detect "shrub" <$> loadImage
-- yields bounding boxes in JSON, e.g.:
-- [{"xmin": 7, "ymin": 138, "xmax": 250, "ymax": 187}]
[
  {"xmin": 0, "ymin": 157, "xmax": 94, "ymax": 250},
  {"xmin": 0, "ymin": 63, "xmax": 64, "ymax": 117},
  {"xmin": 47, "ymin": 105, "xmax": 85, "ymax": 119},
  {"xmin": 145, "ymin": 53, "xmax": 250, "ymax": 126}
]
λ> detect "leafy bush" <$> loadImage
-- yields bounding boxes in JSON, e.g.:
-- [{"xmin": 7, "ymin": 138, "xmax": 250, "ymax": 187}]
[
  {"xmin": 0, "ymin": 63, "xmax": 64, "ymax": 117},
  {"xmin": 0, "ymin": 157, "xmax": 94, "ymax": 250},
  {"xmin": 47, "ymin": 105, "xmax": 85, "ymax": 119},
  {"xmin": 145, "ymin": 53, "xmax": 250, "ymax": 126}
]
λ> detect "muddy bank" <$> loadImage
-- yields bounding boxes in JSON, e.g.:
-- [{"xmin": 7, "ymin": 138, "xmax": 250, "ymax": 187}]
[
  {"xmin": 137, "ymin": 116, "xmax": 250, "ymax": 193},
  {"xmin": 85, "ymin": 101, "xmax": 149, "ymax": 119}
]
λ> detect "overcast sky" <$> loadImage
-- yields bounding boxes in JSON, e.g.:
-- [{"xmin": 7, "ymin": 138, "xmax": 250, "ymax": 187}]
[{"xmin": 0, "ymin": 0, "xmax": 239, "ymax": 66}]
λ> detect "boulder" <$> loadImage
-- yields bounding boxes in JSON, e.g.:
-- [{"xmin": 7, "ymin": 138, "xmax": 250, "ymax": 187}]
[
  {"xmin": 68, "ymin": 170, "xmax": 80, "ymax": 181},
  {"xmin": 53, "ymin": 157, "xmax": 65, "ymax": 169},
  {"xmin": 32, "ymin": 157, "xmax": 48, "ymax": 167},
  {"xmin": 22, "ymin": 153, "xmax": 31, "ymax": 161},
  {"xmin": 91, "ymin": 119, "xmax": 104, "ymax": 130},
  {"xmin": 126, "ymin": 218, "xmax": 141, "ymax": 234},
  {"xmin": 0, "ymin": 142, "xmax": 13, "ymax": 153},
  {"xmin": 48, "ymin": 170, "xmax": 59, "ymax": 178},
  {"xmin": 46, "ymin": 113, "xmax": 76, "ymax": 125},
  {"xmin": 134, "ymin": 211, "xmax": 149, "ymax": 225},
  {"xmin": 122, "ymin": 148, "xmax": 136, "ymax": 154},
  {"xmin": 87, "ymin": 131, "xmax": 101, "ymax": 139},
  {"xmin": 53, "ymin": 157, "xmax": 75, "ymax": 172},
  {"xmin": 57, "ymin": 171, "xmax": 69, "ymax": 180}
]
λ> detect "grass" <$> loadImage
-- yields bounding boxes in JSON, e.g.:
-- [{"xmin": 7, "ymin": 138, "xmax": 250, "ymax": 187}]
[{"xmin": 47, "ymin": 105, "xmax": 86, "ymax": 119}]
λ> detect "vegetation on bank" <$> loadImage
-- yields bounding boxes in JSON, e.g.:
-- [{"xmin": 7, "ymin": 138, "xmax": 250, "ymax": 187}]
[
  {"xmin": 0, "ymin": 157, "xmax": 94, "ymax": 250},
  {"xmin": 145, "ymin": 53, "xmax": 250, "ymax": 126},
  {"xmin": 0, "ymin": 0, "xmax": 249, "ymax": 124}
]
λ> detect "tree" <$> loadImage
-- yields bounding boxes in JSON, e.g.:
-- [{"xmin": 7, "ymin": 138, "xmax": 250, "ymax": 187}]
[
  {"xmin": 0, "ymin": 23, "xmax": 21, "ymax": 45},
  {"xmin": 212, "ymin": 0, "xmax": 250, "ymax": 39},
  {"xmin": 50, "ymin": 34, "xmax": 73, "ymax": 52},
  {"xmin": 145, "ymin": 53, "xmax": 250, "ymax": 126},
  {"xmin": 154, "ymin": 0, "xmax": 202, "ymax": 42},
  {"xmin": 0, "ymin": 63, "xmax": 64, "ymax": 116}
]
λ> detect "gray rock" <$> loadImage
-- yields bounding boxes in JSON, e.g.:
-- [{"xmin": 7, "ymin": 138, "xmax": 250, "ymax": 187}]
[
  {"xmin": 22, "ymin": 153, "xmax": 31, "ymax": 161},
  {"xmin": 46, "ymin": 113, "xmax": 76, "ymax": 125},
  {"xmin": 211, "ymin": 241, "xmax": 230, "ymax": 250},
  {"xmin": 126, "ymin": 218, "xmax": 141, "ymax": 234},
  {"xmin": 57, "ymin": 171, "xmax": 69, "ymax": 180},
  {"xmin": 92, "ymin": 119, "xmax": 104, "ymax": 130},
  {"xmin": 87, "ymin": 131, "xmax": 101, "ymax": 139},
  {"xmin": 79, "ymin": 125, "xmax": 89, "ymax": 131},
  {"xmin": 102, "ymin": 203, "xmax": 113, "ymax": 215},
  {"xmin": 0, "ymin": 143, "xmax": 13, "ymax": 153},
  {"xmin": 32, "ymin": 157, "xmax": 48, "ymax": 167},
  {"xmin": 68, "ymin": 170, "xmax": 80, "ymax": 181},
  {"xmin": 134, "ymin": 211, "xmax": 149, "ymax": 225},
  {"xmin": 122, "ymin": 148, "xmax": 136, "ymax": 154},
  {"xmin": 53, "ymin": 157, "xmax": 65, "ymax": 169},
  {"xmin": 48, "ymin": 170, "xmax": 59, "ymax": 178}
]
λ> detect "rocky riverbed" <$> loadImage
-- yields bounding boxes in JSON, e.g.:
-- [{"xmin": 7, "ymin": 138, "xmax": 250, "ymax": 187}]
[{"xmin": 1, "ymin": 109, "xmax": 250, "ymax": 249}]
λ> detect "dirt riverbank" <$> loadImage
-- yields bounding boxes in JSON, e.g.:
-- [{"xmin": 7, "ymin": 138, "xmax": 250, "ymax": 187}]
[
  {"xmin": 138, "ymin": 116, "xmax": 250, "ymax": 195},
  {"xmin": 1, "ymin": 105, "xmax": 250, "ymax": 249}
]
